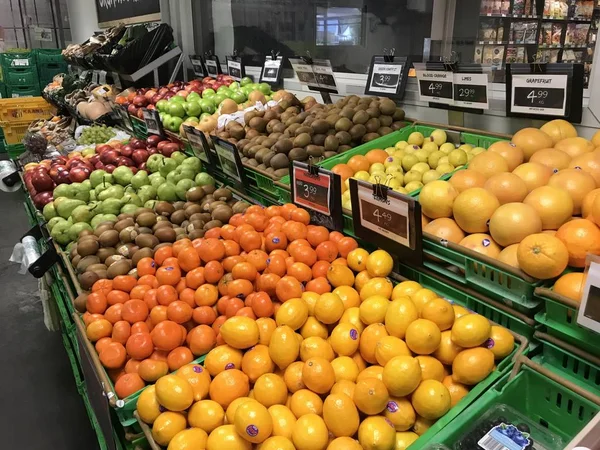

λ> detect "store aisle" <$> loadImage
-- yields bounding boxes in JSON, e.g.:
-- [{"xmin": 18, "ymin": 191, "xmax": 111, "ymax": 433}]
[{"xmin": 0, "ymin": 165, "xmax": 99, "ymax": 449}]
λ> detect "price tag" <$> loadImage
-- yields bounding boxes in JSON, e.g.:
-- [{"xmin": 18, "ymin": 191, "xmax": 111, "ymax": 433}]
[
  {"xmin": 416, "ymin": 70, "xmax": 454, "ymax": 104},
  {"xmin": 142, "ymin": 109, "xmax": 164, "ymax": 137},
  {"xmin": 453, "ymin": 73, "xmax": 489, "ymax": 109},
  {"xmin": 349, "ymin": 178, "xmax": 423, "ymax": 265},
  {"xmin": 115, "ymin": 105, "xmax": 132, "ymax": 131},
  {"xmin": 510, "ymin": 74, "xmax": 567, "ymax": 116},
  {"xmin": 369, "ymin": 63, "xmax": 402, "ymax": 94},
  {"xmin": 190, "ymin": 56, "xmax": 206, "ymax": 77},
  {"xmin": 312, "ymin": 60, "xmax": 338, "ymax": 93},
  {"xmin": 290, "ymin": 59, "xmax": 319, "ymax": 88},
  {"xmin": 260, "ymin": 56, "xmax": 283, "ymax": 87},
  {"xmin": 227, "ymin": 58, "xmax": 244, "ymax": 81},
  {"xmin": 211, "ymin": 136, "xmax": 246, "ymax": 186},
  {"xmin": 576, "ymin": 260, "xmax": 600, "ymax": 333},
  {"xmin": 12, "ymin": 58, "xmax": 30, "ymax": 67},
  {"xmin": 291, "ymin": 162, "xmax": 343, "ymax": 230},
  {"xmin": 205, "ymin": 58, "xmax": 220, "ymax": 77},
  {"xmin": 184, "ymin": 125, "xmax": 210, "ymax": 164}
]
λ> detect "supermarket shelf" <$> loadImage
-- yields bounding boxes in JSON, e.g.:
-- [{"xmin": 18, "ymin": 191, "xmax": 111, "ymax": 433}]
[
  {"xmin": 480, "ymin": 13, "xmax": 539, "ymax": 18},
  {"xmin": 542, "ymin": 16, "xmax": 592, "ymax": 23}
]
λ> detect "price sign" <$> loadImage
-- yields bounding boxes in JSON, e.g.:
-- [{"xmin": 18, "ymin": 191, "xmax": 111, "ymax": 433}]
[
  {"xmin": 115, "ymin": 105, "xmax": 133, "ymax": 131},
  {"xmin": 416, "ymin": 70, "xmax": 454, "ymax": 104},
  {"xmin": 260, "ymin": 56, "xmax": 283, "ymax": 87},
  {"xmin": 349, "ymin": 178, "xmax": 423, "ymax": 265},
  {"xmin": 184, "ymin": 126, "xmax": 211, "ymax": 164},
  {"xmin": 205, "ymin": 58, "xmax": 221, "ymax": 77},
  {"xmin": 290, "ymin": 161, "xmax": 343, "ymax": 230},
  {"xmin": 290, "ymin": 59, "xmax": 319, "ymax": 89},
  {"xmin": 211, "ymin": 136, "xmax": 246, "ymax": 186},
  {"xmin": 312, "ymin": 60, "xmax": 338, "ymax": 93},
  {"xmin": 511, "ymin": 74, "xmax": 567, "ymax": 116},
  {"xmin": 142, "ymin": 108, "xmax": 164, "ymax": 137},
  {"xmin": 369, "ymin": 64, "xmax": 401, "ymax": 94},
  {"xmin": 190, "ymin": 55, "xmax": 206, "ymax": 78},
  {"xmin": 577, "ymin": 260, "xmax": 600, "ymax": 334},
  {"xmin": 227, "ymin": 58, "xmax": 244, "ymax": 81},
  {"xmin": 453, "ymin": 73, "xmax": 489, "ymax": 109}
]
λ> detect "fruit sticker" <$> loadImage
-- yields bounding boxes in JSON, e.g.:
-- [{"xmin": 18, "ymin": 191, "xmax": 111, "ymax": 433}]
[
  {"xmin": 246, "ymin": 424, "xmax": 259, "ymax": 437},
  {"xmin": 478, "ymin": 423, "xmax": 531, "ymax": 450}
]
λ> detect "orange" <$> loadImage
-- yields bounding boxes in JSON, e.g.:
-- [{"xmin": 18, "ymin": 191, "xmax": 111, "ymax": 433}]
[
  {"xmin": 331, "ymin": 163, "xmax": 354, "ymax": 181},
  {"xmin": 497, "ymin": 244, "xmax": 520, "ymax": 268},
  {"xmin": 126, "ymin": 332, "xmax": 154, "ymax": 360},
  {"xmin": 187, "ymin": 324, "xmax": 217, "ymax": 356},
  {"xmin": 423, "ymin": 218, "xmax": 465, "ymax": 244},
  {"xmin": 138, "ymin": 359, "xmax": 169, "ymax": 382},
  {"xmin": 365, "ymin": 149, "xmax": 389, "ymax": 164},
  {"xmin": 553, "ymin": 272, "xmax": 587, "ymax": 302},
  {"xmin": 556, "ymin": 218, "xmax": 600, "ymax": 267},
  {"xmin": 151, "ymin": 320, "xmax": 183, "ymax": 351},
  {"xmin": 99, "ymin": 342, "xmax": 126, "ymax": 369},
  {"xmin": 348, "ymin": 155, "xmax": 370, "ymax": 173},
  {"xmin": 209, "ymin": 369, "xmax": 250, "ymax": 408},
  {"xmin": 582, "ymin": 188, "xmax": 600, "ymax": 220},
  {"xmin": 87, "ymin": 319, "xmax": 113, "ymax": 342},
  {"xmin": 522, "ymin": 186, "xmax": 573, "ymax": 231},
  {"xmin": 188, "ymin": 400, "xmax": 225, "ymax": 434},
  {"xmin": 167, "ymin": 347, "xmax": 194, "ymax": 372},
  {"xmin": 570, "ymin": 152, "xmax": 600, "ymax": 186}
]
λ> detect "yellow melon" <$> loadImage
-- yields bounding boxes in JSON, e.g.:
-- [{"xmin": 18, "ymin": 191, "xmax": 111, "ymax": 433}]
[
  {"xmin": 484, "ymin": 173, "xmax": 528, "ymax": 205},
  {"xmin": 468, "ymin": 152, "xmax": 509, "ymax": 179},
  {"xmin": 488, "ymin": 203, "xmax": 542, "ymax": 247},
  {"xmin": 512, "ymin": 162, "xmax": 553, "ymax": 192},
  {"xmin": 529, "ymin": 148, "xmax": 572, "ymax": 172},
  {"xmin": 452, "ymin": 188, "xmax": 500, "ymax": 233},
  {"xmin": 554, "ymin": 137, "xmax": 594, "ymax": 158},
  {"xmin": 540, "ymin": 119, "xmax": 578, "ymax": 145},
  {"xmin": 548, "ymin": 168, "xmax": 597, "ymax": 215},
  {"xmin": 523, "ymin": 186, "xmax": 574, "ymax": 230},
  {"xmin": 487, "ymin": 141, "xmax": 524, "ymax": 171},
  {"xmin": 448, "ymin": 169, "xmax": 487, "ymax": 193},
  {"xmin": 459, "ymin": 234, "xmax": 501, "ymax": 258},
  {"xmin": 511, "ymin": 128, "xmax": 553, "ymax": 161}
]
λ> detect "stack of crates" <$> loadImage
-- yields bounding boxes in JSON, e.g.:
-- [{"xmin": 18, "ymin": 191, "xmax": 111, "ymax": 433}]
[
  {"xmin": 0, "ymin": 50, "xmax": 40, "ymax": 98},
  {"xmin": 34, "ymin": 49, "xmax": 67, "ymax": 88}
]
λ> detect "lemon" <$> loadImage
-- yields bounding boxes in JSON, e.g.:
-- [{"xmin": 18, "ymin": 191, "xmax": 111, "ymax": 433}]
[
  {"xmin": 382, "ymin": 355, "xmax": 421, "ymax": 397},
  {"xmin": 339, "ymin": 307, "xmax": 365, "ymax": 333},
  {"xmin": 188, "ymin": 400, "xmax": 225, "ymax": 433},
  {"xmin": 283, "ymin": 361, "xmax": 306, "ymax": 393},
  {"xmin": 375, "ymin": 336, "xmax": 411, "ymax": 366},
  {"xmin": 353, "ymin": 377, "xmax": 389, "ymax": 415},
  {"xmin": 356, "ymin": 365, "xmax": 384, "ymax": 382},
  {"xmin": 276, "ymin": 298, "xmax": 309, "ymax": 330},
  {"xmin": 256, "ymin": 317, "xmax": 277, "ymax": 346},
  {"xmin": 392, "ymin": 281, "xmax": 422, "ymax": 299},
  {"xmin": 360, "ymin": 295, "xmax": 391, "ymax": 325},
  {"xmin": 300, "ymin": 336, "xmax": 335, "ymax": 362},
  {"xmin": 152, "ymin": 412, "xmax": 187, "ymax": 446},
  {"xmin": 241, "ymin": 345, "xmax": 275, "ymax": 383},
  {"xmin": 302, "ymin": 357, "xmax": 336, "ymax": 394},
  {"xmin": 355, "ymin": 270, "xmax": 372, "ymax": 292},
  {"xmin": 358, "ymin": 416, "xmax": 396, "ymax": 450},
  {"xmin": 155, "ymin": 375, "xmax": 194, "ymax": 412},
  {"xmin": 384, "ymin": 397, "xmax": 416, "ymax": 431},
  {"xmin": 168, "ymin": 428, "xmax": 208, "ymax": 450},
  {"xmin": 333, "ymin": 285, "xmax": 360, "ymax": 309},
  {"xmin": 409, "ymin": 289, "xmax": 438, "ymax": 314},
  {"xmin": 412, "ymin": 415, "xmax": 434, "ymax": 436},
  {"xmin": 451, "ymin": 314, "xmax": 491, "ymax": 348},
  {"xmin": 327, "ymin": 264, "xmax": 355, "ymax": 287},
  {"xmin": 442, "ymin": 375, "xmax": 470, "ymax": 407},
  {"xmin": 299, "ymin": 316, "xmax": 329, "ymax": 339},
  {"xmin": 420, "ymin": 297, "xmax": 455, "ymax": 330},
  {"xmin": 432, "ymin": 330, "xmax": 464, "ymax": 365},
  {"xmin": 452, "ymin": 348, "xmax": 495, "ymax": 385},
  {"xmin": 254, "ymin": 373, "xmax": 288, "ymax": 407},
  {"xmin": 290, "ymin": 389, "xmax": 323, "ymax": 418},
  {"xmin": 416, "ymin": 355, "xmax": 445, "ymax": 382},
  {"xmin": 360, "ymin": 277, "xmax": 393, "ymax": 301},
  {"xmin": 347, "ymin": 248, "xmax": 369, "ymax": 272},
  {"xmin": 366, "ymin": 250, "xmax": 394, "ymax": 277},
  {"xmin": 487, "ymin": 325, "xmax": 514, "ymax": 359},
  {"xmin": 292, "ymin": 414, "xmax": 329, "ymax": 450},
  {"xmin": 411, "ymin": 380, "xmax": 451, "ymax": 420},
  {"xmin": 221, "ymin": 316, "xmax": 260, "ymax": 349},
  {"xmin": 385, "ymin": 297, "xmax": 418, "ymax": 339},
  {"xmin": 330, "ymin": 323, "xmax": 361, "ymax": 356},
  {"xmin": 452, "ymin": 304, "xmax": 470, "ymax": 319},
  {"xmin": 314, "ymin": 293, "xmax": 345, "ymax": 324},
  {"xmin": 331, "ymin": 380, "xmax": 356, "ymax": 399},
  {"xmin": 301, "ymin": 292, "xmax": 320, "ymax": 316},
  {"xmin": 258, "ymin": 436, "xmax": 295, "ymax": 450},
  {"xmin": 323, "ymin": 393, "xmax": 360, "ymax": 437},
  {"xmin": 395, "ymin": 431, "xmax": 419, "ymax": 449},
  {"xmin": 327, "ymin": 437, "xmax": 362, "ymax": 449},
  {"xmin": 269, "ymin": 325, "xmax": 300, "ymax": 370},
  {"xmin": 331, "ymin": 356, "xmax": 360, "ymax": 382},
  {"xmin": 207, "ymin": 424, "xmax": 251, "ymax": 450},
  {"xmin": 360, "ymin": 323, "xmax": 389, "ymax": 364},
  {"xmin": 234, "ymin": 400, "xmax": 273, "ymax": 444},
  {"xmin": 268, "ymin": 405, "xmax": 296, "ymax": 439},
  {"xmin": 137, "ymin": 385, "xmax": 161, "ymax": 424},
  {"xmin": 352, "ymin": 351, "xmax": 368, "ymax": 372},
  {"xmin": 405, "ymin": 319, "xmax": 441, "ymax": 355},
  {"xmin": 226, "ymin": 397, "xmax": 254, "ymax": 424}
]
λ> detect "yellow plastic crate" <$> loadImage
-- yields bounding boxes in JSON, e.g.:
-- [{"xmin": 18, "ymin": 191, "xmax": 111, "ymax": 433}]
[
  {"xmin": 0, "ymin": 120, "xmax": 30, "ymax": 144},
  {"xmin": 0, "ymin": 96, "xmax": 54, "ymax": 122}
]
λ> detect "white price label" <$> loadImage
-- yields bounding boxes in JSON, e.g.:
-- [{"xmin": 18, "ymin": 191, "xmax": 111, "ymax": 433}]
[
  {"xmin": 369, "ymin": 63, "xmax": 402, "ymax": 94},
  {"xmin": 227, "ymin": 60, "xmax": 243, "ymax": 81},
  {"xmin": 511, "ymin": 74, "xmax": 568, "ymax": 116},
  {"xmin": 205, "ymin": 59, "xmax": 219, "ymax": 76},
  {"xmin": 453, "ymin": 73, "xmax": 489, "ymax": 109},
  {"xmin": 262, "ymin": 58, "xmax": 281, "ymax": 83},
  {"xmin": 416, "ymin": 70, "xmax": 454, "ymax": 104},
  {"xmin": 213, "ymin": 140, "xmax": 242, "ymax": 182}
]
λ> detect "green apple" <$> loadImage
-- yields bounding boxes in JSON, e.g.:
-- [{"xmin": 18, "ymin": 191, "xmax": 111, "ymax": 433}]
[
  {"xmin": 156, "ymin": 99, "xmax": 168, "ymax": 112},
  {"xmin": 168, "ymin": 102, "xmax": 186, "ymax": 118},
  {"xmin": 202, "ymin": 88, "xmax": 216, "ymax": 98},
  {"xmin": 171, "ymin": 151, "xmax": 187, "ymax": 165},
  {"xmin": 157, "ymin": 183, "xmax": 177, "ymax": 201},
  {"xmin": 199, "ymin": 99, "xmax": 216, "ymax": 114},
  {"xmin": 131, "ymin": 170, "xmax": 150, "ymax": 189},
  {"xmin": 166, "ymin": 116, "xmax": 183, "ymax": 132},
  {"xmin": 258, "ymin": 82, "xmax": 271, "ymax": 95},
  {"xmin": 176, "ymin": 179, "xmax": 196, "ymax": 200},
  {"xmin": 181, "ymin": 157, "xmax": 202, "ymax": 173},
  {"xmin": 113, "ymin": 166, "xmax": 134, "ymax": 186},
  {"xmin": 184, "ymin": 100, "xmax": 202, "ymax": 117},
  {"xmin": 170, "ymin": 96, "xmax": 186, "ymax": 103},
  {"xmin": 187, "ymin": 92, "xmax": 201, "ymax": 102},
  {"xmin": 212, "ymin": 93, "xmax": 227, "ymax": 106},
  {"xmin": 240, "ymin": 77, "xmax": 252, "ymax": 86},
  {"xmin": 229, "ymin": 81, "xmax": 240, "ymax": 89},
  {"xmin": 230, "ymin": 91, "xmax": 246, "ymax": 104}
]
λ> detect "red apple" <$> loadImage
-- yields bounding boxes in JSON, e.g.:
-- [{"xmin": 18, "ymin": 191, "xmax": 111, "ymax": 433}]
[
  {"xmin": 89, "ymin": 154, "xmax": 100, "ymax": 165},
  {"xmin": 105, "ymin": 164, "xmax": 116, "ymax": 173},
  {"xmin": 52, "ymin": 156, "xmax": 68, "ymax": 166},
  {"xmin": 132, "ymin": 149, "xmax": 150, "ymax": 165},
  {"xmin": 33, "ymin": 192, "xmax": 54, "ymax": 209},
  {"xmin": 117, "ymin": 156, "xmax": 135, "ymax": 166},
  {"xmin": 161, "ymin": 142, "xmax": 181, "ymax": 157},
  {"xmin": 144, "ymin": 89, "xmax": 157, "ymax": 100},
  {"xmin": 147, "ymin": 148, "xmax": 158, "ymax": 155},
  {"xmin": 69, "ymin": 166, "xmax": 91, "ymax": 182},
  {"xmin": 31, "ymin": 171, "xmax": 54, "ymax": 192},
  {"xmin": 95, "ymin": 161, "xmax": 105, "ymax": 170},
  {"xmin": 139, "ymin": 162, "xmax": 147, "ymax": 171},
  {"xmin": 55, "ymin": 170, "xmax": 71, "ymax": 184},
  {"xmin": 150, "ymin": 94, "xmax": 163, "ymax": 104},
  {"xmin": 164, "ymin": 92, "xmax": 175, "ymax": 100},
  {"xmin": 127, "ymin": 104, "xmax": 138, "ymax": 115},
  {"xmin": 96, "ymin": 144, "xmax": 113, "ymax": 154},
  {"xmin": 100, "ymin": 150, "xmax": 119, "ymax": 165},
  {"xmin": 137, "ymin": 109, "xmax": 145, "ymax": 119},
  {"xmin": 133, "ymin": 95, "xmax": 148, "ymax": 107},
  {"xmin": 147, "ymin": 135, "xmax": 163, "ymax": 147},
  {"xmin": 131, "ymin": 138, "xmax": 147, "ymax": 149},
  {"xmin": 158, "ymin": 87, "xmax": 169, "ymax": 96}
]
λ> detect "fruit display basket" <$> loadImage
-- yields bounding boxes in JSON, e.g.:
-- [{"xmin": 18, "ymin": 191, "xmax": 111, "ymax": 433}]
[
  {"xmin": 0, "ymin": 120, "xmax": 29, "ymax": 144},
  {"xmin": 425, "ymin": 337, "xmax": 600, "ymax": 449},
  {"xmin": 3, "ymin": 67, "xmax": 39, "ymax": 86},
  {"xmin": 534, "ymin": 286, "xmax": 600, "ymax": 358},
  {"xmin": 0, "ymin": 96, "xmax": 54, "ymax": 122},
  {"xmin": 0, "ymin": 51, "xmax": 35, "ymax": 69}
]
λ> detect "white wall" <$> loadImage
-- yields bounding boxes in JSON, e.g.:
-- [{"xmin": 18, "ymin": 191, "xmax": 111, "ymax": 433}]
[{"xmin": 65, "ymin": 0, "xmax": 99, "ymax": 44}]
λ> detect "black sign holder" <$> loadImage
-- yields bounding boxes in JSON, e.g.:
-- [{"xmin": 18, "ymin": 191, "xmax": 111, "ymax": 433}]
[
  {"xmin": 189, "ymin": 55, "xmax": 206, "ymax": 78},
  {"xmin": 210, "ymin": 136, "xmax": 247, "ymax": 190},
  {"xmin": 290, "ymin": 160, "xmax": 343, "ymax": 231},
  {"xmin": 290, "ymin": 53, "xmax": 338, "ymax": 104},
  {"xmin": 226, "ymin": 50, "xmax": 245, "ymax": 81},
  {"xmin": 204, "ymin": 51, "xmax": 222, "ymax": 77},
  {"xmin": 506, "ymin": 62, "xmax": 584, "ymax": 123},
  {"xmin": 142, "ymin": 108, "xmax": 164, "ymax": 137},
  {"xmin": 365, "ymin": 49, "xmax": 410, "ymax": 100},
  {"xmin": 114, "ymin": 104, "xmax": 133, "ymax": 132},
  {"xmin": 20, "ymin": 223, "xmax": 59, "ymax": 278},
  {"xmin": 349, "ymin": 178, "xmax": 423, "ymax": 266},
  {"xmin": 260, "ymin": 51, "xmax": 284, "ymax": 89},
  {"xmin": 184, "ymin": 125, "xmax": 215, "ymax": 166}
]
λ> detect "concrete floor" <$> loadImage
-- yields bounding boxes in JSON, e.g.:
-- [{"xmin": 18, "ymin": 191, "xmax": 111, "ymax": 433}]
[{"xmin": 0, "ymin": 170, "xmax": 99, "ymax": 449}]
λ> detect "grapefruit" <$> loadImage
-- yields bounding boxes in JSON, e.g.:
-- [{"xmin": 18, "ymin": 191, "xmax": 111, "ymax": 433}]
[
  {"xmin": 591, "ymin": 192, "xmax": 600, "ymax": 225},
  {"xmin": 468, "ymin": 152, "xmax": 509, "ymax": 179},
  {"xmin": 459, "ymin": 234, "xmax": 501, "ymax": 258},
  {"xmin": 548, "ymin": 168, "xmax": 597, "ymax": 215},
  {"xmin": 488, "ymin": 203, "xmax": 542, "ymax": 247},
  {"xmin": 556, "ymin": 218, "xmax": 600, "ymax": 267},
  {"xmin": 529, "ymin": 148, "xmax": 572, "ymax": 171},
  {"xmin": 423, "ymin": 218, "xmax": 465, "ymax": 243},
  {"xmin": 540, "ymin": 119, "xmax": 578, "ymax": 144},
  {"xmin": 418, "ymin": 180, "xmax": 458, "ymax": 219},
  {"xmin": 511, "ymin": 128, "xmax": 553, "ymax": 160},
  {"xmin": 487, "ymin": 141, "xmax": 524, "ymax": 171},
  {"xmin": 554, "ymin": 137, "xmax": 594, "ymax": 158},
  {"xmin": 484, "ymin": 173, "xmax": 528, "ymax": 204},
  {"xmin": 582, "ymin": 188, "xmax": 600, "ymax": 220},
  {"xmin": 449, "ymin": 169, "xmax": 486, "ymax": 193},
  {"xmin": 512, "ymin": 162, "xmax": 553, "ymax": 191},
  {"xmin": 569, "ymin": 152, "xmax": 600, "ymax": 186},
  {"xmin": 497, "ymin": 244, "xmax": 520, "ymax": 268},
  {"xmin": 593, "ymin": 130, "xmax": 600, "ymax": 147},
  {"xmin": 516, "ymin": 233, "xmax": 569, "ymax": 279},
  {"xmin": 553, "ymin": 272, "xmax": 587, "ymax": 302},
  {"xmin": 452, "ymin": 188, "xmax": 500, "ymax": 233},
  {"xmin": 523, "ymin": 186, "xmax": 574, "ymax": 230}
]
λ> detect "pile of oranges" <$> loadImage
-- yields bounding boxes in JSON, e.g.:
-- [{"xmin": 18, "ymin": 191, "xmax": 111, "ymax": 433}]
[{"xmin": 80, "ymin": 203, "xmax": 518, "ymax": 449}]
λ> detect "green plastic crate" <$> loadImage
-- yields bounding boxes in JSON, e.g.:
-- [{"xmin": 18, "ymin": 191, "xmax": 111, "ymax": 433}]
[
  {"xmin": 34, "ymin": 49, "xmax": 64, "ymax": 64},
  {"xmin": 3, "ymin": 67, "xmax": 39, "ymax": 86},
  {"xmin": 4, "ymin": 139, "xmax": 25, "ymax": 159},
  {"xmin": 424, "ymin": 344, "xmax": 600, "ymax": 449},
  {"xmin": 1, "ymin": 51, "xmax": 35, "ymax": 69},
  {"xmin": 0, "ymin": 81, "xmax": 5, "ymax": 99},
  {"xmin": 6, "ymin": 83, "xmax": 40, "ymax": 98},
  {"xmin": 38, "ymin": 63, "xmax": 67, "ymax": 85},
  {"xmin": 535, "ymin": 286, "xmax": 600, "ymax": 357}
]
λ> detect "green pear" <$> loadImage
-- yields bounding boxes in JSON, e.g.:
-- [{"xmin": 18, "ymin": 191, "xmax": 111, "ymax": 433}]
[
  {"xmin": 113, "ymin": 166, "xmax": 134, "ymax": 186},
  {"xmin": 47, "ymin": 216, "xmax": 66, "ymax": 232},
  {"xmin": 90, "ymin": 170, "xmax": 113, "ymax": 188},
  {"xmin": 176, "ymin": 179, "xmax": 196, "ymax": 200},
  {"xmin": 121, "ymin": 204, "xmax": 139, "ymax": 215},
  {"xmin": 159, "ymin": 158, "xmax": 178, "ymax": 177},
  {"xmin": 70, "ymin": 182, "xmax": 90, "ymax": 202},
  {"xmin": 121, "ymin": 193, "xmax": 142, "ymax": 207},
  {"xmin": 181, "ymin": 157, "xmax": 202, "ymax": 173},
  {"xmin": 138, "ymin": 185, "xmax": 157, "ymax": 203},
  {"xmin": 171, "ymin": 151, "xmax": 187, "ymax": 164},
  {"xmin": 98, "ymin": 185, "xmax": 125, "ymax": 201},
  {"xmin": 53, "ymin": 184, "xmax": 74, "ymax": 199},
  {"xmin": 131, "ymin": 170, "xmax": 150, "ymax": 189},
  {"xmin": 144, "ymin": 200, "xmax": 158, "ymax": 209},
  {"xmin": 157, "ymin": 183, "xmax": 178, "ymax": 202},
  {"xmin": 150, "ymin": 175, "xmax": 166, "ymax": 189},
  {"xmin": 71, "ymin": 204, "xmax": 98, "ymax": 223},
  {"xmin": 95, "ymin": 181, "xmax": 113, "ymax": 196},
  {"xmin": 101, "ymin": 198, "xmax": 123, "ymax": 215},
  {"xmin": 50, "ymin": 220, "xmax": 72, "ymax": 245},
  {"xmin": 55, "ymin": 198, "xmax": 85, "ymax": 219},
  {"xmin": 43, "ymin": 202, "xmax": 57, "ymax": 221}
]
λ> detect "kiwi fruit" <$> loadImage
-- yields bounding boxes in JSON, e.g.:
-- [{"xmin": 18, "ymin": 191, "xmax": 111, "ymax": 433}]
[
  {"xmin": 263, "ymin": 151, "xmax": 276, "ymax": 167},
  {"xmin": 79, "ymin": 272, "xmax": 99, "ymax": 291},
  {"xmin": 295, "ymin": 126, "xmax": 313, "ymax": 136},
  {"xmin": 378, "ymin": 127, "xmax": 393, "ymax": 136},
  {"xmin": 266, "ymin": 120, "xmax": 280, "ymax": 134},
  {"xmin": 270, "ymin": 153, "xmax": 290, "ymax": 170},
  {"xmin": 188, "ymin": 229, "xmax": 205, "ymax": 240},
  {"xmin": 117, "ymin": 243, "xmax": 138, "ymax": 258},
  {"xmin": 113, "ymin": 218, "xmax": 134, "ymax": 233},
  {"xmin": 94, "ymin": 223, "xmax": 113, "ymax": 237},
  {"xmin": 311, "ymin": 119, "xmax": 329, "ymax": 134},
  {"xmin": 229, "ymin": 125, "xmax": 245, "ymax": 140},
  {"xmin": 86, "ymin": 263, "xmax": 108, "ymax": 273},
  {"xmin": 187, "ymin": 220, "xmax": 204, "ymax": 232},
  {"xmin": 352, "ymin": 110, "xmax": 369, "ymax": 125},
  {"xmin": 74, "ymin": 293, "xmax": 88, "ymax": 313},
  {"xmin": 184, "ymin": 187, "xmax": 205, "ymax": 202},
  {"xmin": 286, "ymin": 123, "xmax": 301, "ymax": 135},
  {"xmin": 324, "ymin": 135, "xmax": 340, "ymax": 152},
  {"xmin": 273, "ymin": 122, "xmax": 286, "ymax": 133},
  {"xmin": 338, "ymin": 145, "xmax": 352, "ymax": 152},
  {"xmin": 293, "ymin": 133, "xmax": 311, "ymax": 148},
  {"xmin": 77, "ymin": 239, "xmax": 99, "ymax": 257},
  {"xmin": 154, "ymin": 227, "xmax": 176, "ymax": 243},
  {"xmin": 96, "ymin": 248, "xmax": 116, "ymax": 263},
  {"xmin": 379, "ymin": 99, "xmax": 397, "ymax": 115},
  {"xmin": 246, "ymin": 159, "xmax": 259, "ymax": 167},
  {"xmin": 269, "ymin": 132, "xmax": 283, "ymax": 140},
  {"xmin": 77, "ymin": 256, "xmax": 100, "ymax": 274},
  {"xmin": 204, "ymin": 220, "xmax": 223, "ymax": 230},
  {"xmin": 208, "ymin": 201, "xmax": 227, "ymax": 213},
  {"xmin": 135, "ymin": 233, "xmax": 159, "ymax": 248},
  {"xmin": 334, "ymin": 117, "xmax": 352, "ymax": 132},
  {"xmin": 212, "ymin": 206, "xmax": 234, "ymax": 223},
  {"xmin": 232, "ymin": 201, "xmax": 250, "ymax": 214},
  {"xmin": 185, "ymin": 204, "xmax": 203, "ymax": 218},
  {"xmin": 335, "ymin": 131, "xmax": 352, "ymax": 146},
  {"xmin": 202, "ymin": 185, "xmax": 216, "ymax": 195},
  {"xmin": 274, "ymin": 168, "xmax": 289, "ymax": 179},
  {"xmin": 153, "ymin": 221, "xmax": 172, "ymax": 231},
  {"xmin": 324, "ymin": 151, "xmax": 338, "ymax": 159},
  {"xmin": 325, "ymin": 114, "xmax": 340, "ymax": 126},
  {"xmin": 273, "ymin": 139, "xmax": 293, "ymax": 155},
  {"xmin": 245, "ymin": 129, "xmax": 260, "ymax": 140},
  {"xmin": 136, "ymin": 212, "xmax": 157, "ymax": 227},
  {"xmin": 170, "ymin": 210, "xmax": 186, "ymax": 225},
  {"xmin": 132, "ymin": 248, "xmax": 154, "ymax": 267},
  {"xmin": 340, "ymin": 106, "xmax": 355, "ymax": 119},
  {"xmin": 289, "ymin": 147, "xmax": 308, "ymax": 162},
  {"xmin": 107, "ymin": 260, "xmax": 132, "ymax": 279},
  {"xmin": 213, "ymin": 188, "xmax": 233, "ymax": 201},
  {"xmin": 137, "ymin": 227, "xmax": 153, "ymax": 235},
  {"xmin": 393, "ymin": 108, "xmax": 405, "ymax": 121},
  {"xmin": 99, "ymin": 230, "xmax": 119, "ymax": 248},
  {"xmin": 119, "ymin": 226, "xmax": 138, "ymax": 244},
  {"xmin": 363, "ymin": 132, "xmax": 381, "ymax": 142},
  {"xmin": 365, "ymin": 118, "xmax": 381, "ymax": 133},
  {"xmin": 155, "ymin": 201, "xmax": 175, "ymax": 217},
  {"xmin": 312, "ymin": 134, "xmax": 327, "ymax": 146},
  {"xmin": 349, "ymin": 124, "xmax": 367, "ymax": 141},
  {"xmin": 306, "ymin": 145, "xmax": 324, "ymax": 158}
]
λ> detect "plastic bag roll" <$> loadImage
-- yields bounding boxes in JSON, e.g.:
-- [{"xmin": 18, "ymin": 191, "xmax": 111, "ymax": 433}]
[
  {"xmin": 9, "ymin": 236, "xmax": 41, "ymax": 274},
  {"xmin": 0, "ymin": 160, "xmax": 21, "ymax": 193}
]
